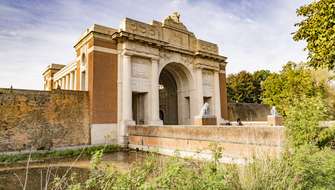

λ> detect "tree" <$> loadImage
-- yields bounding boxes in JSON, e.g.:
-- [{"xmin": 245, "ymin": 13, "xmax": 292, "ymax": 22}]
[
  {"xmin": 227, "ymin": 71, "xmax": 256, "ymax": 103},
  {"xmin": 227, "ymin": 70, "xmax": 271, "ymax": 103},
  {"xmin": 262, "ymin": 62, "xmax": 325, "ymax": 115},
  {"xmin": 252, "ymin": 70, "xmax": 271, "ymax": 103},
  {"xmin": 293, "ymin": 0, "xmax": 335, "ymax": 70}
]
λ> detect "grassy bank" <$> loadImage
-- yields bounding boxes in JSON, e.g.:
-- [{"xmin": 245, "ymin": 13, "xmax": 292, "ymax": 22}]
[
  {"xmin": 47, "ymin": 144, "xmax": 335, "ymax": 190},
  {"xmin": 0, "ymin": 144, "xmax": 121, "ymax": 164}
]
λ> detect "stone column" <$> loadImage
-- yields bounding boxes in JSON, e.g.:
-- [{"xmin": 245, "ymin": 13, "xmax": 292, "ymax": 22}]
[
  {"xmin": 72, "ymin": 71, "xmax": 76, "ymax": 90},
  {"xmin": 122, "ymin": 54, "xmax": 134, "ymax": 122},
  {"xmin": 66, "ymin": 74, "xmax": 70, "ymax": 90},
  {"xmin": 119, "ymin": 54, "xmax": 135, "ymax": 146},
  {"xmin": 214, "ymin": 71, "xmax": 223, "ymax": 124},
  {"xmin": 74, "ymin": 70, "xmax": 77, "ymax": 90},
  {"xmin": 193, "ymin": 68, "xmax": 204, "ymax": 119},
  {"xmin": 149, "ymin": 59, "xmax": 163, "ymax": 125},
  {"xmin": 62, "ymin": 77, "xmax": 66, "ymax": 89},
  {"xmin": 69, "ymin": 72, "xmax": 74, "ymax": 90}
]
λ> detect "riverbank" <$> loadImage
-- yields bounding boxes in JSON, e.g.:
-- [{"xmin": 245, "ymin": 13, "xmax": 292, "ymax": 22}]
[
  {"xmin": 0, "ymin": 144, "xmax": 121, "ymax": 165},
  {"xmin": 0, "ymin": 150, "xmax": 155, "ymax": 190}
]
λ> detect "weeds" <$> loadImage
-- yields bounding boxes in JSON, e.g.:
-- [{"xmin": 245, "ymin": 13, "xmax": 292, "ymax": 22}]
[
  {"xmin": 54, "ymin": 144, "xmax": 335, "ymax": 190},
  {"xmin": 0, "ymin": 144, "xmax": 120, "ymax": 164}
]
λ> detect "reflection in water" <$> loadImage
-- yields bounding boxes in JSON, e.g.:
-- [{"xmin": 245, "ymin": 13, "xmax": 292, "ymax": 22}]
[
  {"xmin": 0, "ymin": 151, "xmax": 152, "ymax": 190},
  {"xmin": 0, "ymin": 167, "xmax": 88, "ymax": 190}
]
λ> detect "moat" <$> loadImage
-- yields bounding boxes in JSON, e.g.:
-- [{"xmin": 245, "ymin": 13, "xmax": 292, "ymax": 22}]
[{"xmin": 0, "ymin": 151, "xmax": 151, "ymax": 190}]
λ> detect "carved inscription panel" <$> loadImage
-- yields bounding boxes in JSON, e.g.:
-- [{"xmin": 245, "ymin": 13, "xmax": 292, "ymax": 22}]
[
  {"xmin": 197, "ymin": 40, "xmax": 218, "ymax": 54},
  {"xmin": 123, "ymin": 18, "xmax": 160, "ymax": 40},
  {"xmin": 203, "ymin": 70, "xmax": 214, "ymax": 97},
  {"xmin": 163, "ymin": 28, "xmax": 189, "ymax": 49},
  {"xmin": 131, "ymin": 56, "xmax": 151, "ymax": 79}
]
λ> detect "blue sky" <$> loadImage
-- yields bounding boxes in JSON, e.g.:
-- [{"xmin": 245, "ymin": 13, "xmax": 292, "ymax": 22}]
[{"xmin": 0, "ymin": 0, "xmax": 310, "ymax": 89}]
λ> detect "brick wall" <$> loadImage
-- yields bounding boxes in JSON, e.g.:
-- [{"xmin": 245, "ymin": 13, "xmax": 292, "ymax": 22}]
[
  {"xmin": 0, "ymin": 88, "xmax": 90, "ymax": 151},
  {"xmin": 128, "ymin": 125, "xmax": 284, "ymax": 163}
]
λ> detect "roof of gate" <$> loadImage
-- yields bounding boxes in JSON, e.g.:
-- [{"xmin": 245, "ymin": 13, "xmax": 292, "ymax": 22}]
[{"xmin": 76, "ymin": 12, "xmax": 223, "ymax": 57}]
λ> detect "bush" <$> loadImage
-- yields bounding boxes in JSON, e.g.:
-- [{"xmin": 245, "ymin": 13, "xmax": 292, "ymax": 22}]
[
  {"xmin": 317, "ymin": 127, "xmax": 335, "ymax": 148},
  {"xmin": 290, "ymin": 145, "xmax": 335, "ymax": 189},
  {"xmin": 284, "ymin": 95, "xmax": 328, "ymax": 147}
]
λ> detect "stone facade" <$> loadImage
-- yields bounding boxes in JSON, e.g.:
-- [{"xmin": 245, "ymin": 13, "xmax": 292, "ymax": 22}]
[
  {"xmin": 43, "ymin": 13, "xmax": 229, "ymax": 145},
  {"xmin": 0, "ymin": 89, "xmax": 89, "ymax": 151}
]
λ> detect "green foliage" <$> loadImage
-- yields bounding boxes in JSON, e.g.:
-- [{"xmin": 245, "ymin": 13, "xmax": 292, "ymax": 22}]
[
  {"xmin": 227, "ymin": 70, "xmax": 271, "ymax": 103},
  {"xmin": 241, "ymin": 145, "xmax": 335, "ymax": 190},
  {"xmin": 53, "ymin": 144, "xmax": 335, "ymax": 190},
  {"xmin": 284, "ymin": 95, "xmax": 328, "ymax": 147},
  {"xmin": 151, "ymin": 157, "xmax": 200, "ymax": 189},
  {"xmin": 240, "ymin": 155, "xmax": 293, "ymax": 190},
  {"xmin": 290, "ymin": 145, "xmax": 335, "ymax": 190},
  {"xmin": 262, "ymin": 62, "xmax": 324, "ymax": 115},
  {"xmin": 55, "ymin": 144, "xmax": 241, "ymax": 190},
  {"xmin": 317, "ymin": 126, "xmax": 335, "ymax": 148},
  {"xmin": 293, "ymin": 0, "xmax": 335, "ymax": 70},
  {"xmin": 0, "ymin": 144, "xmax": 120, "ymax": 164},
  {"xmin": 252, "ymin": 70, "xmax": 272, "ymax": 103},
  {"xmin": 227, "ymin": 71, "xmax": 255, "ymax": 103},
  {"xmin": 84, "ymin": 152, "xmax": 159, "ymax": 190}
]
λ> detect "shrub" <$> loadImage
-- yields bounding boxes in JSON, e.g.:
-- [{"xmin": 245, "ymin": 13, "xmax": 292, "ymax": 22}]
[
  {"xmin": 284, "ymin": 95, "xmax": 328, "ymax": 147},
  {"xmin": 317, "ymin": 126, "xmax": 335, "ymax": 149},
  {"xmin": 290, "ymin": 145, "xmax": 335, "ymax": 189}
]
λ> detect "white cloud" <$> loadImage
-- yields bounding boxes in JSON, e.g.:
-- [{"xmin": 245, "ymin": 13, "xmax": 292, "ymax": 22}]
[{"xmin": 0, "ymin": 0, "xmax": 310, "ymax": 89}]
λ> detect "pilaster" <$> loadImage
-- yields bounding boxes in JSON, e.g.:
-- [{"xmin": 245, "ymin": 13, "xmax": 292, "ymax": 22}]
[
  {"xmin": 193, "ymin": 68, "xmax": 204, "ymax": 119},
  {"xmin": 214, "ymin": 71, "xmax": 223, "ymax": 124},
  {"xmin": 119, "ymin": 54, "xmax": 135, "ymax": 145},
  {"xmin": 149, "ymin": 58, "xmax": 163, "ymax": 125}
]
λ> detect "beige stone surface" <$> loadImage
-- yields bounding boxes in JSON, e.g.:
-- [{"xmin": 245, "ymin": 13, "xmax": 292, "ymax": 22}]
[
  {"xmin": 128, "ymin": 125, "xmax": 284, "ymax": 161},
  {"xmin": 42, "ymin": 13, "xmax": 229, "ymax": 145},
  {"xmin": 267, "ymin": 115, "xmax": 284, "ymax": 126},
  {"xmin": 193, "ymin": 116, "xmax": 217, "ymax": 125}
]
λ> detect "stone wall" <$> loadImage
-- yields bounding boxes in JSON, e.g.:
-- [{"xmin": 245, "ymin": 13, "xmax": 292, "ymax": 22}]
[
  {"xmin": 228, "ymin": 103, "xmax": 270, "ymax": 121},
  {"xmin": 0, "ymin": 89, "xmax": 90, "ymax": 152},
  {"xmin": 128, "ymin": 125, "xmax": 284, "ymax": 163}
]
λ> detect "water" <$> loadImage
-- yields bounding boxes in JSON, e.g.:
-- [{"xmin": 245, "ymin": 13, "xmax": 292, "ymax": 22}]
[{"xmin": 0, "ymin": 151, "xmax": 150, "ymax": 190}]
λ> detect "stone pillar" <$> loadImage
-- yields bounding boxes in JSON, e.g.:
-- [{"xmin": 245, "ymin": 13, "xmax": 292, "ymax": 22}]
[
  {"xmin": 122, "ymin": 55, "xmax": 133, "ymax": 122},
  {"xmin": 74, "ymin": 70, "xmax": 77, "ymax": 90},
  {"xmin": 119, "ymin": 54, "xmax": 135, "ymax": 145},
  {"xmin": 214, "ymin": 71, "xmax": 223, "ymax": 124},
  {"xmin": 193, "ymin": 68, "xmax": 204, "ymax": 121},
  {"xmin": 62, "ymin": 77, "xmax": 66, "ymax": 89},
  {"xmin": 69, "ymin": 72, "xmax": 74, "ymax": 90},
  {"xmin": 149, "ymin": 59, "xmax": 163, "ymax": 125},
  {"xmin": 66, "ymin": 75, "xmax": 70, "ymax": 89},
  {"xmin": 219, "ymin": 70, "xmax": 229, "ymax": 120}
]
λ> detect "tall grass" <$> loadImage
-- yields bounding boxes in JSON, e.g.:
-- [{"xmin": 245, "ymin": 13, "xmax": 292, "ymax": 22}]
[
  {"xmin": 49, "ymin": 144, "xmax": 335, "ymax": 190},
  {"xmin": 0, "ymin": 144, "xmax": 120, "ymax": 164}
]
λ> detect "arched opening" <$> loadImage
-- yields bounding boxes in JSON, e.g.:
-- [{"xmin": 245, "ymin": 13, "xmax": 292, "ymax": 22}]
[{"xmin": 159, "ymin": 62, "xmax": 192, "ymax": 125}]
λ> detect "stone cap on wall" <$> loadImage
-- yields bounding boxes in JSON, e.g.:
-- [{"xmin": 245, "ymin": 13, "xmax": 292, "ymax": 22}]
[{"xmin": 74, "ymin": 24, "xmax": 118, "ymax": 48}]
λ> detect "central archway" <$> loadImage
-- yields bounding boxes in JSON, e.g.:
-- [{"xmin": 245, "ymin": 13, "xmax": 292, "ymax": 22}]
[{"xmin": 159, "ymin": 62, "xmax": 192, "ymax": 125}]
